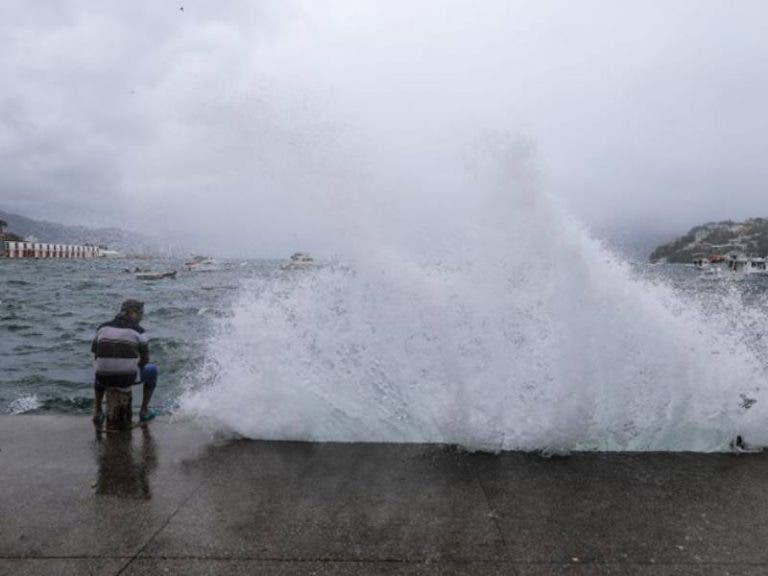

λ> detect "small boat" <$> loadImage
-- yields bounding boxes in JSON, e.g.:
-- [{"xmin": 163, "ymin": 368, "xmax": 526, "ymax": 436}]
[
  {"xmin": 748, "ymin": 257, "xmax": 767, "ymax": 272},
  {"xmin": 136, "ymin": 270, "xmax": 177, "ymax": 280},
  {"xmin": 282, "ymin": 252, "xmax": 314, "ymax": 270},
  {"xmin": 721, "ymin": 253, "xmax": 768, "ymax": 273},
  {"xmin": 185, "ymin": 256, "xmax": 214, "ymax": 271},
  {"xmin": 692, "ymin": 256, "xmax": 710, "ymax": 269},
  {"xmin": 726, "ymin": 253, "xmax": 750, "ymax": 272}
]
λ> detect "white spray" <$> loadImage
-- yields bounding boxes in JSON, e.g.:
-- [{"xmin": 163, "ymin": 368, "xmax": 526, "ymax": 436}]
[{"xmin": 180, "ymin": 139, "xmax": 767, "ymax": 452}]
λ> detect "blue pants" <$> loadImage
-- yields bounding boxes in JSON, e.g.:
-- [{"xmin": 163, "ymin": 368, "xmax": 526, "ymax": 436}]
[
  {"xmin": 95, "ymin": 364, "xmax": 159, "ymax": 393},
  {"xmin": 140, "ymin": 364, "xmax": 158, "ymax": 390}
]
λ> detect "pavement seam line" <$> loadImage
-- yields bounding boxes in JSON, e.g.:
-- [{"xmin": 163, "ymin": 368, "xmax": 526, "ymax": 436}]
[
  {"xmin": 112, "ymin": 475, "xmax": 209, "ymax": 576},
  {"xmin": 6, "ymin": 557, "xmax": 768, "ymax": 567},
  {"xmin": 471, "ymin": 464, "xmax": 507, "ymax": 548}
]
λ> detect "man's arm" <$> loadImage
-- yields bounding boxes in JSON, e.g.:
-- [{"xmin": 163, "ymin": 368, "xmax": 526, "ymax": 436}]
[{"xmin": 138, "ymin": 333, "xmax": 150, "ymax": 369}]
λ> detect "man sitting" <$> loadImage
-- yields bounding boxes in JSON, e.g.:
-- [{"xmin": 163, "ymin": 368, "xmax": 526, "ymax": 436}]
[{"xmin": 92, "ymin": 299, "xmax": 158, "ymax": 424}]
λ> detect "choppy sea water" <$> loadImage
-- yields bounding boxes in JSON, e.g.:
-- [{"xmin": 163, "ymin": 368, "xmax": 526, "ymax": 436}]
[
  {"xmin": 3, "ymin": 253, "xmax": 768, "ymax": 452},
  {"xmin": 0, "ymin": 258, "xmax": 271, "ymax": 415}
]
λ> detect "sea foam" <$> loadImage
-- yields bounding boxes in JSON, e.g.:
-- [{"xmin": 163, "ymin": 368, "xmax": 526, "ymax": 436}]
[{"xmin": 180, "ymin": 153, "xmax": 768, "ymax": 451}]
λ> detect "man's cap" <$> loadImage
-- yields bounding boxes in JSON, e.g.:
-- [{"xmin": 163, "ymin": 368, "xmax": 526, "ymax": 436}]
[{"xmin": 119, "ymin": 299, "xmax": 144, "ymax": 316}]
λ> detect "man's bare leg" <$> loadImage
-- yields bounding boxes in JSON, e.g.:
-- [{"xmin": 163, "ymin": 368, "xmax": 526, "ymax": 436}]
[
  {"xmin": 138, "ymin": 364, "xmax": 159, "ymax": 421},
  {"xmin": 139, "ymin": 383, "xmax": 154, "ymax": 419}
]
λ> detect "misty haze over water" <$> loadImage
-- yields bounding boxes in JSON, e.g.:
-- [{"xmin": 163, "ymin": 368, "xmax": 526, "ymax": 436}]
[{"xmin": 1, "ymin": 1, "xmax": 767, "ymax": 256}]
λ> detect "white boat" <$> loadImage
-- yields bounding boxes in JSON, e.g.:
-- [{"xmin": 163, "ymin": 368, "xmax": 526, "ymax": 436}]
[
  {"xmin": 748, "ymin": 257, "xmax": 767, "ymax": 272},
  {"xmin": 282, "ymin": 252, "xmax": 314, "ymax": 270},
  {"xmin": 723, "ymin": 253, "xmax": 767, "ymax": 273},
  {"xmin": 185, "ymin": 256, "xmax": 214, "ymax": 271},
  {"xmin": 136, "ymin": 270, "xmax": 177, "ymax": 280},
  {"xmin": 726, "ymin": 253, "xmax": 749, "ymax": 272},
  {"xmin": 692, "ymin": 256, "xmax": 710, "ymax": 269}
]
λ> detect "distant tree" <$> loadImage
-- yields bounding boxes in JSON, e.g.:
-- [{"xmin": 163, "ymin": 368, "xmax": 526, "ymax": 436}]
[
  {"xmin": 649, "ymin": 230, "xmax": 696, "ymax": 262},
  {"xmin": 0, "ymin": 219, "xmax": 6, "ymax": 234}
]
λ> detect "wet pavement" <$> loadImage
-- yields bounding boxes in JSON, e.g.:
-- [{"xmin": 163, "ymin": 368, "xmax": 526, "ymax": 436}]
[{"xmin": 1, "ymin": 416, "xmax": 768, "ymax": 575}]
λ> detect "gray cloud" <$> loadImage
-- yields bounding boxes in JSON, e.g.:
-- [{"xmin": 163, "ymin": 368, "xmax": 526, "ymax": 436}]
[{"xmin": 1, "ymin": 0, "xmax": 767, "ymax": 255}]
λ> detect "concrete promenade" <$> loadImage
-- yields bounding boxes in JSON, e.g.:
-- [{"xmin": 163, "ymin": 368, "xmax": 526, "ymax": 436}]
[{"xmin": 2, "ymin": 416, "xmax": 768, "ymax": 575}]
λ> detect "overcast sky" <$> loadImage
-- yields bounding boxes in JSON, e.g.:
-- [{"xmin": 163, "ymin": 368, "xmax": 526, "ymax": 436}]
[{"xmin": 1, "ymin": 1, "xmax": 766, "ymax": 256}]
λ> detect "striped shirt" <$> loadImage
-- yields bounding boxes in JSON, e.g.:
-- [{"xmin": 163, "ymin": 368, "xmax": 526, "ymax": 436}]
[{"xmin": 92, "ymin": 316, "xmax": 149, "ymax": 388}]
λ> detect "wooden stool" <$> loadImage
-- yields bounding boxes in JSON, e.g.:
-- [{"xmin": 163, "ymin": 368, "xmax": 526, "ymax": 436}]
[{"xmin": 105, "ymin": 387, "xmax": 133, "ymax": 430}]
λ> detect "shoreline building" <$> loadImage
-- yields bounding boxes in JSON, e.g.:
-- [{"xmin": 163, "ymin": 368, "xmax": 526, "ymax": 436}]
[{"xmin": 1, "ymin": 240, "xmax": 102, "ymax": 259}]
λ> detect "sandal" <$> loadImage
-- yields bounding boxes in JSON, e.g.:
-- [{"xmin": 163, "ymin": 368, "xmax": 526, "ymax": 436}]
[{"xmin": 139, "ymin": 410, "xmax": 157, "ymax": 423}]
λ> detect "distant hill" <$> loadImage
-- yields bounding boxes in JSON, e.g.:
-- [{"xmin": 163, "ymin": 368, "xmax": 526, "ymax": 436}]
[
  {"xmin": 0, "ymin": 208, "xmax": 158, "ymax": 255},
  {"xmin": 649, "ymin": 218, "xmax": 768, "ymax": 263}
]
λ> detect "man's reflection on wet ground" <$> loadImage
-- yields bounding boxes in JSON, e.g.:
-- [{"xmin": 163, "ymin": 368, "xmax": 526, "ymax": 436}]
[{"xmin": 94, "ymin": 425, "xmax": 157, "ymax": 499}]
